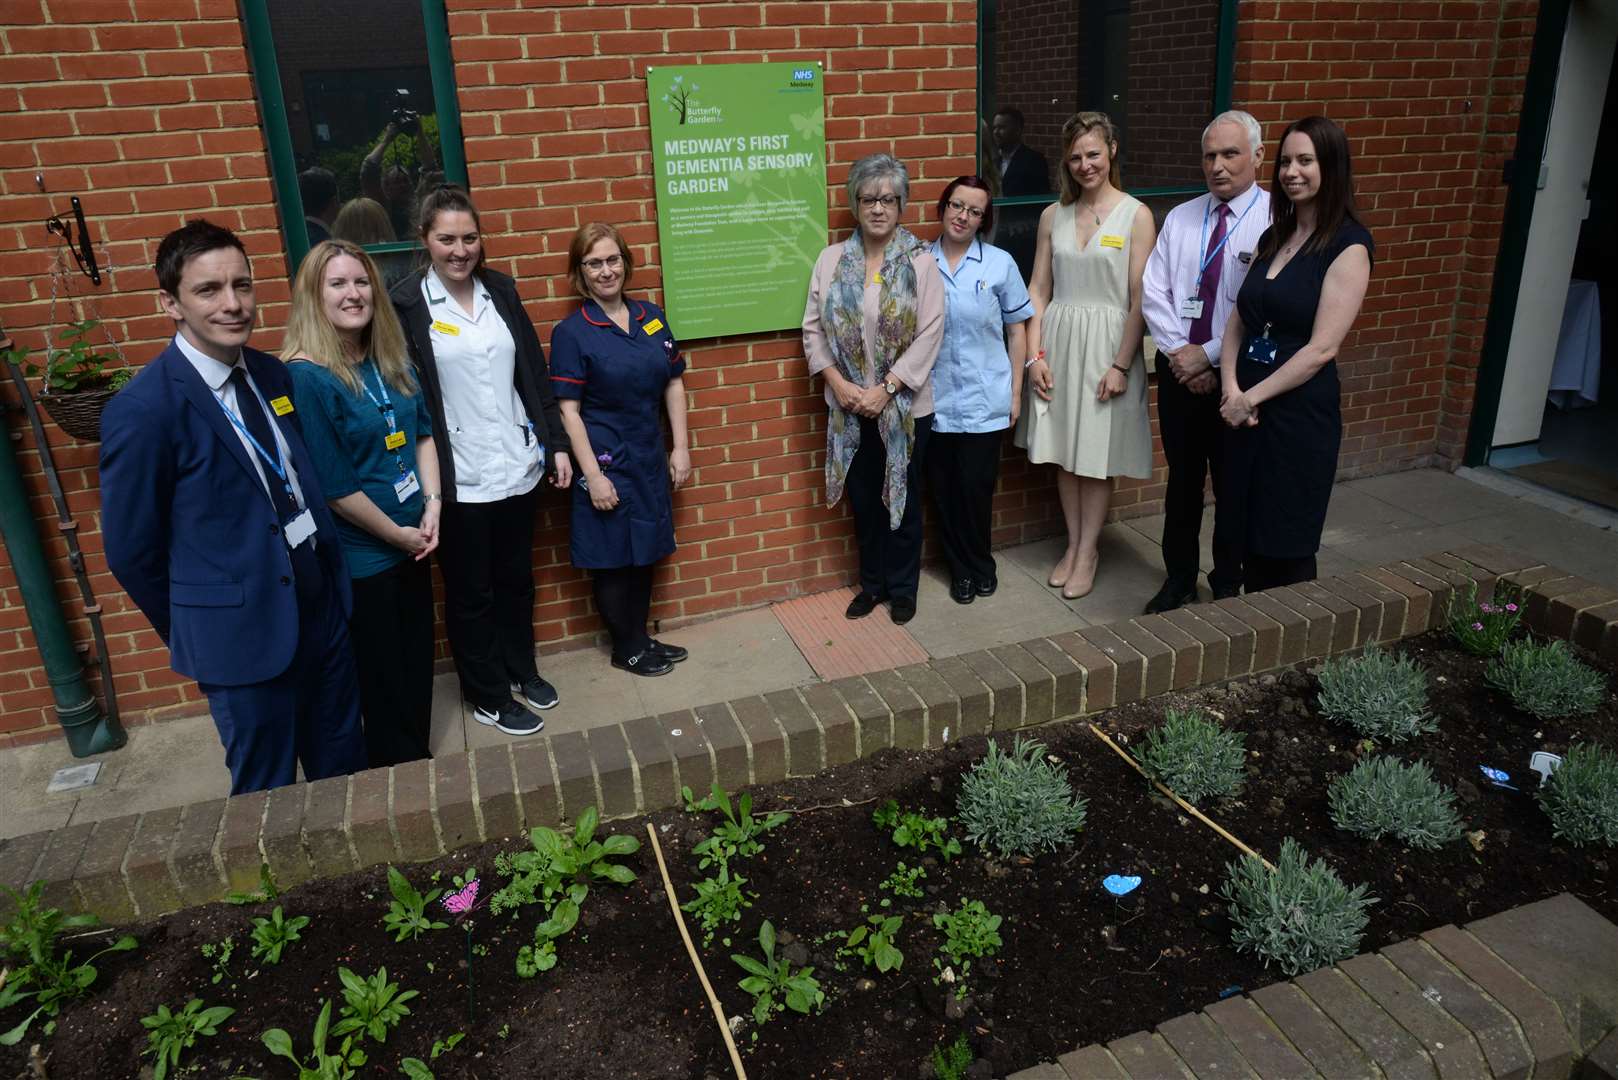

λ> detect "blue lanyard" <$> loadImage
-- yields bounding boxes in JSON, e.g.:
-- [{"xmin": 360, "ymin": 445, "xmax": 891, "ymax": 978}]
[
  {"xmin": 359, "ymin": 360, "xmax": 396, "ymax": 433},
  {"xmin": 1197, "ymin": 187, "xmax": 1262, "ymax": 283},
  {"xmin": 217, "ymin": 389, "xmax": 297, "ymax": 506}
]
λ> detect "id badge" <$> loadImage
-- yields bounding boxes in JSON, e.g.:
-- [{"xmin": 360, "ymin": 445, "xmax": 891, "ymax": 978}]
[
  {"xmin": 1179, "ymin": 297, "xmax": 1204, "ymax": 320},
  {"xmin": 283, "ymin": 508, "xmax": 317, "ymax": 548},
  {"xmin": 393, "ymin": 470, "xmax": 421, "ymax": 503},
  {"xmin": 1246, "ymin": 333, "xmax": 1279, "ymax": 366}
]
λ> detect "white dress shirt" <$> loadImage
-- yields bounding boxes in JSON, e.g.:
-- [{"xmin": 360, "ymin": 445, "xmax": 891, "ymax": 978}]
[
  {"xmin": 421, "ymin": 268, "xmax": 541, "ymax": 504},
  {"xmin": 1141, "ymin": 184, "xmax": 1271, "ymax": 366},
  {"xmin": 175, "ymin": 331, "xmax": 307, "ymax": 510}
]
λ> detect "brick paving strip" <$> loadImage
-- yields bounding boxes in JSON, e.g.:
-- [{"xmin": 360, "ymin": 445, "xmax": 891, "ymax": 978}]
[{"xmin": 3, "ymin": 544, "xmax": 1617, "ymax": 1076}]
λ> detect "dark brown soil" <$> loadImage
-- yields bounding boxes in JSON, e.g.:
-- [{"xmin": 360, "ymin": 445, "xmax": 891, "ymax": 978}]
[{"xmin": 4, "ymin": 631, "xmax": 1613, "ymax": 1080}]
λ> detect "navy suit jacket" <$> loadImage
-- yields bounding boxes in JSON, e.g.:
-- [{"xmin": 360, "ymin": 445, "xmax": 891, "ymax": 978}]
[{"xmin": 99, "ymin": 340, "xmax": 351, "ymax": 687}]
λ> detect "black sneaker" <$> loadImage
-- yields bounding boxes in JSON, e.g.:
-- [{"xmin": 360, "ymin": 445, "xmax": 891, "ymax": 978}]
[
  {"xmin": 474, "ymin": 699, "xmax": 544, "ymax": 736},
  {"xmin": 513, "ymin": 675, "xmax": 559, "ymax": 711},
  {"xmin": 1144, "ymin": 578, "xmax": 1198, "ymax": 615},
  {"xmin": 890, "ymin": 596, "xmax": 917, "ymax": 625},
  {"xmin": 949, "ymin": 578, "xmax": 976, "ymax": 605},
  {"xmin": 612, "ymin": 650, "xmax": 674, "ymax": 677},
  {"xmin": 647, "ymin": 639, "xmax": 688, "ymax": 663},
  {"xmin": 845, "ymin": 591, "xmax": 881, "ymax": 619}
]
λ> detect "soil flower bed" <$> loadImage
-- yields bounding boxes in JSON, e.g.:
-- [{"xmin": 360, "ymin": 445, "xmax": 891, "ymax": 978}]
[{"xmin": 1, "ymin": 630, "xmax": 1613, "ymax": 1079}]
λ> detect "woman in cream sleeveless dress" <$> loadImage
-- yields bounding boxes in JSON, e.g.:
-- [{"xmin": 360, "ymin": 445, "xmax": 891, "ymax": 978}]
[{"xmin": 1017, "ymin": 112, "xmax": 1155, "ymax": 598}]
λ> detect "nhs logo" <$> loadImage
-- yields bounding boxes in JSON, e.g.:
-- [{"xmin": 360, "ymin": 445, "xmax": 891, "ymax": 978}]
[{"xmin": 791, "ymin": 68, "xmax": 816, "ymax": 83}]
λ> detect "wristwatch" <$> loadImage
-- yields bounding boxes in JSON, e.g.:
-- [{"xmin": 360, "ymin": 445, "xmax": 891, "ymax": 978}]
[{"xmin": 883, "ymin": 379, "xmax": 899, "ymax": 396}]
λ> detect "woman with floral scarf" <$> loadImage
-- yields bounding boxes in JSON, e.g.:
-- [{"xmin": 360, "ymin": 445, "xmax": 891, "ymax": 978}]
[{"xmin": 803, "ymin": 154, "xmax": 945, "ymax": 625}]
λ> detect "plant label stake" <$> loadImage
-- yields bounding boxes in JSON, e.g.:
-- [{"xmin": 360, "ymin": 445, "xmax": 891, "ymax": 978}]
[
  {"xmin": 1103, "ymin": 874, "xmax": 1141, "ymax": 914},
  {"xmin": 1478, "ymin": 766, "xmax": 1518, "ymax": 791},
  {"xmin": 1528, "ymin": 752, "xmax": 1563, "ymax": 786}
]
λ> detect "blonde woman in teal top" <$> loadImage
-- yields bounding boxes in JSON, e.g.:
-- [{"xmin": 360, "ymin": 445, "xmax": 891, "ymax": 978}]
[{"xmin": 283, "ymin": 239, "xmax": 440, "ymax": 766}]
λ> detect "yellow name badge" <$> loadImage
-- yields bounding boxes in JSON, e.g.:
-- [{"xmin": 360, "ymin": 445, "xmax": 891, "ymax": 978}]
[
  {"xmin": 384, "ymin": 430, "xmax": 407, "ymax": 450},
  {"xmin": 642, "ymin": 318, "xmax": 664, "ymax": 335},
  {"xmin": 430, "ymin": 320, "xmax": 460, "ymax": 336},
  {"xmin": 1100, "ymin": 234, "xmax": 1125, "ymax": 249},
  {"xmin": 269, "ymin": 396, "xmax": 294, "ymax": 416}
]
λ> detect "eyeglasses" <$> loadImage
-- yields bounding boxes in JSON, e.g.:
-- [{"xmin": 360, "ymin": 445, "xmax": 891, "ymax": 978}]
[
  {"xmin": 857, "ymin": 195, "xmax": 899, "ymax": 209},
  {"xmin": 946, "ymin": 200, "xmax": 985, "ymax": 221},
  {"xmin": 582, "ymin": 254, "xmax": 623, "ymax": 273}
]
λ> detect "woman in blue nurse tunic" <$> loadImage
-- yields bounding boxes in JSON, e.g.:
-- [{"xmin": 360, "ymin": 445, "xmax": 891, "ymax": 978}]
[
  {"xmin": 927, "ymin": 176, "xmax": 1034, "ymax": 605},
  {"xmin": 550, "ymin": 222, "xmax": 692, "ymax": 677}
]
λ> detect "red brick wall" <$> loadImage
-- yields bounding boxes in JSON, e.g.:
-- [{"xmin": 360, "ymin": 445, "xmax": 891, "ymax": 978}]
[
  {"xmin": 1127, "ymin": 0, "xmax": 1220, "ymax": 189},
  {"xmin": 992, "ymin": 1, "xmax": 1078, "ymax": 171},
  {"xmin": 0, "ymin": 0, "xmax": 1535, "ymax": 742}
]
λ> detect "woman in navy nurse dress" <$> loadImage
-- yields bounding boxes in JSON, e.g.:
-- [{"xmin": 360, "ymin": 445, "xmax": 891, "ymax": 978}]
[{"xmin": 550, "ymin": 222, "xmax": 692, "ymax": 677}]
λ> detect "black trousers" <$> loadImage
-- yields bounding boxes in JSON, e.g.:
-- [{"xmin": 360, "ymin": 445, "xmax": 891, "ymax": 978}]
[
  {"xmin": 846, "ymin": 414, "xmax": 931, "ymax": 602},
  {"xmin": 437, "ymin": 490, "xmax": 540, "ymax": 711},
  {"xmin": 593, "ymin": 564, "xmax": 655, "ymax": 659},
  {"xmin": 926, "ymin": 429, "xmax": 1002, "ymax": 585},
  {"xmin": 1244, "ymin": 554, "xmax": 1317, "ymax": 593},
  {"xmin": 1156, "ymin": 357, "xmax": 1243, "ymax": 594},
  {"xmin": 349, "ymin": 555, "xmax": 435, "ymax": 767}
]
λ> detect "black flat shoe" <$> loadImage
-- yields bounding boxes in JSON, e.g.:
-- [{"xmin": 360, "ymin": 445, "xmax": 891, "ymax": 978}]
[
  {"xmin": 1144, "ymin": 579, "xmax": 1198, "ymax": 615},
  {"xmin": 846, "ymin": 591, "xmax": 881, "ymax": 619},
  {"xmin": 949, "ymin": 578, "xmax": 976, "ymax": 605},
  {"xmin": 1212, "ymin": 586, "xmax": 1241, "ymax": 601},
  {"xmin": 975, "ymin": 577, "xmax": 997, "ymax": 597},
  {"xmin": 647, "ymin": 639, "xmax": 688, "ymax": 663},
  {"xmin": 612, "ymin": 650, "xmax": 674, "ymax": 677},
  {"xmin": 889, "ymin": 596, "xmax": 917, "ymax": 625}
]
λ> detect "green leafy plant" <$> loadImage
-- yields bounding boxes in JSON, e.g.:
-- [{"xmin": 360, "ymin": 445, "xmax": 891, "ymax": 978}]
[
  {"xmin": 932, "ymin": 1032, "xmax": 973, "ymax": 1080},
  {"xmin": 249, "ymin": 905, "xmax": 311, "ymax": 966},
  {"xmin": 1445, "ymin": 577, "xmax": 1521, "ymax": 655},
  {"xmin": 1316, "ymin": 647, "xmax": 1436, "ymax": 743},
  {"xmin": 1220, "ymin": 837, "xmax": 1375, "ymax": 976},
  {"xmin": 491, "ymin": 806, "xmax": 639, "ymax": 917},
  {"xmin": 0, "ymin": 882, "xmax": 137, "ymax": 1045},
  {"xmin": 690, "ymin": 781, "xmax": 789, "ymax": 870},
  {"xmin": 681, "ymin": 864, "xmax": 752, "ymax": 947},
  {"xmin": 1135, "ymin": 708, "xmax": 1247, "ymax": 805},
  {"xmin": 262, "ymin": 1000, "xmax": 368, "ymax": 1080},
  {"xmin": 841, "ymin": 913, "xmax": 904, "ymax": 973},
  {"xmin": 872, "ymin": 799, "xmax": 961, "ymax": 860},
  {"xmin": 1328, "ymin": 756, "xmax": 1466, "ymax": 850},
  {"xmin": 955, "ymin": 737, "xmax": 1088, "ymax": 857},
  {"xmin": 7, "ymin": 320, "xmax": 131, "ymax": 393},
  {"xmin": 878, "ymin": 861, "xmax": 926, "ymax": 902},
  {"xmin": 141, "ymin": 998, "xmax": 234, "ymax": 1080},
  {"xmin": 199, "ymin": 935, "xmax": 234, "ymax": 986},
  {"xmin": 730, "ymin": 920, "xmax": 824, "ymax": 1026},
  {"xmin": 1485, "ymin": 638, "xmax": 1606, "ymax": 720},
  {"xmin": 225, "ymin": 862, "xmax": 281, "ymax": 905},
  {"xmin": 332, "ymin": 966, "xmax": 417, "ymax": 1045},
  {"xmin": 514, "ymin": 898, "xmax": 579, "ymax": 979},
  {"xmin": 382, "ymin": 866, "xmax": 448, "ymax": 942},
  {"xmin": 932, "ymin": 898, "xmax": 1003, "ymax": 990},
  {"xmin": 1538, "ymin": 742, "xmax": 1618, "ymax": 847}
]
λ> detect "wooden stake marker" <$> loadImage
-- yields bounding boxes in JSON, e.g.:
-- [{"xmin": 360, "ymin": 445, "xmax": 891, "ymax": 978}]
[
  {"xmin": 647, "ymin": 823, "xmax": 749, "ymax": 1080},
  {"xmin": 1088, "ymin": 723, "xmax": 1276, "ymax": 872}
]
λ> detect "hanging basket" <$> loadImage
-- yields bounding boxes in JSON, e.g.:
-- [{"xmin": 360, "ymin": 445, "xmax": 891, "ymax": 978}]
[{"xmin": 37, "ymin": 385, "xmax": 120, "ymax": 442}]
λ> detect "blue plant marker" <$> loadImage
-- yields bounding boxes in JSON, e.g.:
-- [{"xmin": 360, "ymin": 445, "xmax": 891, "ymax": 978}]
[
  {"xmin": 1479, "ymin": 766, "xmax": 1518, "ymax": 791},
  {"xmin": 1102, "ymin": 875, "xmax": 1141, "ymax": 897},
  {"xmin": 1218, "ymin": 985, "xmax": 1242, "ymax": 999}
]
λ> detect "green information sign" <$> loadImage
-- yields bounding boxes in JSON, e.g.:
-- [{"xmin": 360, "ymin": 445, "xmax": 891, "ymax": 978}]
[{"xmin": 647, "ymin": 61, "xmax": 828, "ymax": 340}]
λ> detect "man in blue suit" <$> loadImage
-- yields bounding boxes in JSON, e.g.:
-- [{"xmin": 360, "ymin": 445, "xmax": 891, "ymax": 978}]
[{"xmin": 100, "ymin": 220, "xmax": 367, "ymax": 793}]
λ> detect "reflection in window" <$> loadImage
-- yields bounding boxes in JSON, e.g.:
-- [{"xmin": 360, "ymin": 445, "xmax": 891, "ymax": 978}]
[{"xmin": 265, "ymin": 0, "xmax": 451, "ymax": 274}]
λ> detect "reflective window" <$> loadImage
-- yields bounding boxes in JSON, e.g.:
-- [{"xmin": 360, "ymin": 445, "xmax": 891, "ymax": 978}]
[{"xmin": 245, "ymin": 0, "xmax": 468, "ymax": 277}]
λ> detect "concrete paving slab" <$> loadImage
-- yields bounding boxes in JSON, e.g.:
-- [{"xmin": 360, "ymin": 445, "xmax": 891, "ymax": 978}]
[
  {"xmin": 1318, "ymin": 485, "xmax": 1433, "ymax": 548},
  {"xmin": 1054, "ymin": 525, "xmax": 1167, "ymax": 626},
  {"xmin": 1346, "ymin": 469, "xmax": 1525, "ymax": 526},
  {"xmin": 904, "ymin": 562, "xmax": 1085, "ymax": 656},
  {"xmin": 1320, "ymin": 524, "xmax": 1477, "ymax": 582}
]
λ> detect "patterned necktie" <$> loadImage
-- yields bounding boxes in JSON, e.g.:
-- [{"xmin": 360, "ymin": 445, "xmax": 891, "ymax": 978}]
[{"xmin": 1188, "ymin": 201, "xmax": 1231, "ymax": 344}]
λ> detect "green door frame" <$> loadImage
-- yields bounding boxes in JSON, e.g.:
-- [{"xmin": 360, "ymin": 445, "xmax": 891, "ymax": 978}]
[
  {"xmin": 242, "ymin": 0, "xmax": 469, "ymax": 272},
  {"xmin": 977, "ymin": 0, "xmax": 1241, "ymax": 205},
  {"xmin": 1461, "ymin": 0, "xmax": 1573, "ymax": 465}
]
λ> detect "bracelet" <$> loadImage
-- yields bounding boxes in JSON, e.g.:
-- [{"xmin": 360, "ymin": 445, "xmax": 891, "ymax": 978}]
[
  {"xmin": 1024, "ymin": 349, "xmax": 1046, "ymax": 370},
  {"xmin": 423, "ymin": 493, "xmax": 442, "ymax": 503},
  {"xmin": 1111, "ymin": 362, "xmax": 1131, "ymax": 376}
]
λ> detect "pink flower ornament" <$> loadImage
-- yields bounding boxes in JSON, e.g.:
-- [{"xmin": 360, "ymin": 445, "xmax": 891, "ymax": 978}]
[{"xmin": 444, "ymin": 879, "xmax": 480, "ymax": 917}]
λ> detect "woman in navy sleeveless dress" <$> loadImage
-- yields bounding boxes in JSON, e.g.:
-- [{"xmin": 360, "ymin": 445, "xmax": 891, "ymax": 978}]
[{"xmin": 1217, "ymin": 116, "xmax": 1374, "ymax": 592}]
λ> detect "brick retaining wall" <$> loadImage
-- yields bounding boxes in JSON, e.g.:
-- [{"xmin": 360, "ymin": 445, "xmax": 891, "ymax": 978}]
[{"xmin": 5, "ymin": 542, "xmax": 1616, "ymax": 925}]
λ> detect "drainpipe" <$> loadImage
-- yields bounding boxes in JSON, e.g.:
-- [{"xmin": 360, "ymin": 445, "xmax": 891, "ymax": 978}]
[{"xmin": 0, "ymin": 411, "xmax": 125, "ymax": 756}]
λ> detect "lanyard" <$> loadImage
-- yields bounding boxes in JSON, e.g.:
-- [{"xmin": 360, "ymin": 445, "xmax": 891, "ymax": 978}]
[
  {"xmin": 1197, "ymin": 187, "xmax": 1262, "ymax": 283},
  {"xmin": 217, "ymin": 390, "xmax": 298, "ymax": 507},
  {"xmin": 359, "ymin": 360, "xmax": 410, "ymax": 475}
]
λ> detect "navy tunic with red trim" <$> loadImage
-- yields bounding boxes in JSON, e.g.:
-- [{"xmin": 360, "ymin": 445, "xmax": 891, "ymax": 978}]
[{"xmin": 549, "ymin": 298, "xmax": 686, "ymax": 569}]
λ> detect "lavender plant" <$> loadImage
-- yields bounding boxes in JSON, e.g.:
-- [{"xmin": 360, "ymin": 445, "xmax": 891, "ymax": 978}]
[
  {"xmin": 1328, "ymin": 756, "xmax": 1466, "ymax": 850},
  {"xmin": 1315, "ymin": 647, "xmax": 1435, "ymax": 743},
  {"xmin": 1538, "ymin": 742, "xmax": 1618, "ymax": 847},
  {"xmin": 1135, "ymin": 708, "xmax": 1247, "ymax": 805},
  {"xmin": 1220, "ymin": 838, "xmax": 1375, "ymax": 976},
  {"xmin": 1485, "ymin": 638, "xmax": 1606, "ymax": 719}
]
